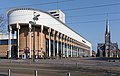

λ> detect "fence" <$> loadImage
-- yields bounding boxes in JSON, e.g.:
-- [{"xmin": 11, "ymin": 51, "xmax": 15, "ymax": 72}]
[{"xmin": 7, "ymin": 69, "xmax": 71, "ymax": 76}]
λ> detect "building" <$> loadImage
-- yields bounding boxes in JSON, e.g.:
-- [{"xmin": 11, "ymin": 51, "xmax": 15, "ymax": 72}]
[
  {"xmin": 97, "ymin": 18, "xmax": 120, "ymax": 58},
  {"xmin": 0, "ymin": 8, "xmax": 92, "ymax": 59},
  {"xmin": 0, "ymin": 33, "xmax": 16, "ymax": 58}
]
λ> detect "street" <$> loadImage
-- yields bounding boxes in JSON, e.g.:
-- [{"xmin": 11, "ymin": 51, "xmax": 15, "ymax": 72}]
[{"xmin": 0, "ymin": 57, "xmax": 120, "ymax": 76}]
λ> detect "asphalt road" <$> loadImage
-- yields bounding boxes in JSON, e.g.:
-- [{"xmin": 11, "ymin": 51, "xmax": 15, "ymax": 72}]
[{"xmin": 0, "ymin": 57, "xmax": 120, "ymax": 76}]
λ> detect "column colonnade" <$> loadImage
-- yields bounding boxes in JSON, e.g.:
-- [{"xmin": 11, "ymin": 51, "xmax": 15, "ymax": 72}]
[{"xmin": 8, "ymin": 24, "xmax": 91, "ymax": 58}]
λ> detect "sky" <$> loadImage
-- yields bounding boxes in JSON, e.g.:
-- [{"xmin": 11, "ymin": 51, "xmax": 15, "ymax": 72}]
[{"xmin": 0, "ymin": 0, "xmax": 120, "ymax": 52}]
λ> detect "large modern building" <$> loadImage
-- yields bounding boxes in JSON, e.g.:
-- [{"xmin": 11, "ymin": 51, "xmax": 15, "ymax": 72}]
[
  {"xmin": 0, "ymin": 8, "xmax": 92, "ymax": 59},
  {"xmin": 97, "ymin": 18, "xmax": 120, "ymax": 58}
]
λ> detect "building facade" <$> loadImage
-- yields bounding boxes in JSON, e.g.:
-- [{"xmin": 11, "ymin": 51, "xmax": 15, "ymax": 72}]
[
  {"xmin": 97, "ymin": 18, "xmax": 120, "ymax": 58},
  {"xmin": 0, "ymin": 34, "xmax": 16, "ymax": 58},
  {"xmin": 0, "ymin": 8, "xmax": 92, "ymax": 59}
]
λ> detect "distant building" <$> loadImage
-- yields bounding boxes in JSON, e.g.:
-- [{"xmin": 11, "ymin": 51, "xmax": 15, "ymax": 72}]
[
  {"xmin": 0, "ymin": 33, "xmax": 16, "ymax": 58},
  {"xmin": 97, "ymin": 18, "xmax": 120, "ymax": 58}
]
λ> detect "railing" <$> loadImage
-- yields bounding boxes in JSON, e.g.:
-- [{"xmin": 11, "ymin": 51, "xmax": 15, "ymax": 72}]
[
  {"xmin": 7, "ymin": 69, "xmax": 71, "ymax": 76},
  {"xmin": 0, "ymin": 59, "xmax": 80, "ymax": 67}
]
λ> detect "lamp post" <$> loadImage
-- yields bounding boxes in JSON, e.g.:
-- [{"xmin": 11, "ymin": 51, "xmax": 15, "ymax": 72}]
[{"xmin": 29, "ymin": 12, "xmax": 40, "ymax": 62}]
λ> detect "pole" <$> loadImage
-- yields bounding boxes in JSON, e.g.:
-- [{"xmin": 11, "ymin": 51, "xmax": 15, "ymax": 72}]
[
  {"xmin": 33, "ymin": 26, "xmax": 35, "ymax": 62},
  {"xmin": 8, "ymin": 69, "xmax": 11, "ymax": 76},
  {"xmin": 33, "ymin": 12, "xmax": 36, "ymax": 62},
  {"xmin": 29, "ymin": 12, "xmax": 40, "ymax": 62},
  {"xmin": 35, "ymin": 70, "xmax": 38, "ymax": 76},
  {"xmin": 67, "ymin": 72, "xmax": 70, "ymax": 76}
]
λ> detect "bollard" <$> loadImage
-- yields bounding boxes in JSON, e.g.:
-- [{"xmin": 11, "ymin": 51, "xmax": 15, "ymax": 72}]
[
  {"xmin": 67, "ymin": 72, "xmax": 71, "ymax": 76},
  {"xmin": 35, "ymin": 70, "xmax": 38, "ymax": 76},
  {"xmin": 8, "ymin": 69, "xmax": 11, "ymax": 76}
]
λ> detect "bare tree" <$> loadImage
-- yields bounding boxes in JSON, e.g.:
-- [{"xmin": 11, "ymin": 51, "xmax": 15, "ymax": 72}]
[{"xmin": 0, "ymin": 14, "xmax": 7, "ymax": 33}]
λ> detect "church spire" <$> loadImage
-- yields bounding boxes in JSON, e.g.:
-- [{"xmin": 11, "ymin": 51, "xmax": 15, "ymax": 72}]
[
  {"xmin": 105, "ymin": 17, "xmax": 111, "ymax": 57},
  {"xmin": 106, "ymin": 18, "xmax": 110, "ymax": 34}
]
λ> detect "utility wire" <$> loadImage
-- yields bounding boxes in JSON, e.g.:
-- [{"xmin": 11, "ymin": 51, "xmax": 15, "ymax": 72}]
[
  {"xmin": 66, "ymin": 18, "xmax": 120, "ymax": 24},
  {"xmin": 1, "ymin": 10, "xmax": 120, "ymax": 24},
  {"xmin": 0, "ymin": 0, "xmax": 73, "ymax": 10},
  {"xmin": 1, "ymin": 1, "xmax": 120, "ymax": 18},
  {"xmin": 0, "ymin": 1, "xmax": 120, "ymax": 12},
  {"xmin": 63, "ymin": 2, "xmax": 120, "ymax": 11},
  {"xmin": 4, "ymin": 11, "xmax": 120, "ymax": 20},
  {"xmin": 67, "ymin": 12, "xmax": 120, "ymax": 18}
]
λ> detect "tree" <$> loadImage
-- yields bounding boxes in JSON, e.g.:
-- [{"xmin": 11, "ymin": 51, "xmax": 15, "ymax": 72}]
[{"xmin": 0, "ymin": 14, "xmax": 7, "ymax": 33}]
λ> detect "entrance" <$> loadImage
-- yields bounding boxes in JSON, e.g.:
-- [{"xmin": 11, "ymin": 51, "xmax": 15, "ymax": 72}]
[{"xmin": 11, "ymin": 45, "xmax": 17, "ymax": 58}]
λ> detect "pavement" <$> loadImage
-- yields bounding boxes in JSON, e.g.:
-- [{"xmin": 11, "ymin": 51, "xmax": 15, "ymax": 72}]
[{"xmin": 0, "ymin": 57, "xmax": 120, "ymax": 76}]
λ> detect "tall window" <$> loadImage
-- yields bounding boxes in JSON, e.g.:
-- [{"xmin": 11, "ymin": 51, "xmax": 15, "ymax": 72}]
[
  {"xmin": 0, "ymin": 39, "xmax": 16, "ymax": 45},
  {"xmin": 51, "ymin": 40, "xmax": 53, "ymax": 56},
  {"xmin": 46, "ymin": 39, "xmax": 49, "ymax": 56},
  {"xmin": 0, "ymin": 40, "xmax": 8, "ymax": 45}
]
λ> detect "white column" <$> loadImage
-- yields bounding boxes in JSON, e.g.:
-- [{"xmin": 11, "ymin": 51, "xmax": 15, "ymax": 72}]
[
  {"xmin": 90, "ymin": 45, "xmax": 92, "ymax": 57},
  {"xmin": 48, "ymin": 28, "xmax": 51, "ymax": 57},
  {"xmin": 17, "ymin": 23, "xmax": 20, "ymax": 58},
  {"xmin": 66, "ymin": 37, "xmax": 69, "ymax": 57},
  {"xmin": 71, "ymin": 45, "xmax": 72, "ymax": 57},
  {"xmin": 53, "ymin": 31, "xmax": 55, "ymax": 57},
  {"xmin": 77, "ymin": 48, "xmax": 78, "ymax": 57},
  {"xmin": 61, "ymin": 35, "xmax": 62, "ymax": 57},
  {"xmin": 63, "ymin": 36, "xmax": 65, "ymax": 57},
  {"xmin": 63, "ymin": 42, "xmax": 65, "ymax": 57},
  {"xmin": 79, "ymin": 48, "xmax": 81, "ymax": 56},
  {"xmin": 57, "ymin": 41, "xmax": 59, "ymax": 57},
  {"xmin": 8, "ymin": 26, "xmax": 12, "ymax": 58},
  {"xmin": 57, "ymin": 33, "xmax": 59, "ymax": 57},
  {"xmin": 66, "ymin": 44, "xmax": 68, "ymax": 57},
  {"xmin": 29, "ymin": 23, "xmax": 32, "ymax": 58},
  {"xmin": 78, "ymin": 48, "xmax": 80, "ymax": 57},
  {"xmin": 40, "ymin": 25, "xmax": 43, "ymax": 57}
]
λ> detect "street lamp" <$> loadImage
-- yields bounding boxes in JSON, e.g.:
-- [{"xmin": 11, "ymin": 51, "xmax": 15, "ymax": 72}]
[{"xmin": 29, "ymin": 12, "xmax": 40, "ymax": 62}]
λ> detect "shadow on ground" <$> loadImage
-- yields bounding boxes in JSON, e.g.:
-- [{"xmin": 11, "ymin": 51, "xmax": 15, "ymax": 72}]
[{"xmin": 86, "ymin": 57, "xmax": 120, "ymax": 61}]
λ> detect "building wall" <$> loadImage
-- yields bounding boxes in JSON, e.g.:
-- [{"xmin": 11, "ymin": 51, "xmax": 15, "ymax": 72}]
[
  {"xmin": 0, "ymin": 45, "xmax": 8, "ymax": 57},
  {"xmin": 8, "ymin": 8, "xmax": 91, "ymax": 48},
  {"xmin": 0, "ymin": 38, "xmax": 16, "ymax": 58}
]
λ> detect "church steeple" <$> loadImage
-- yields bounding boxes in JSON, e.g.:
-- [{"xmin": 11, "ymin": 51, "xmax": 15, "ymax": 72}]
[
  {"xmin": 106, "ymin": 18, "xmax": 110, "ymax": 34},
  {"xmin": 105, "ymin": 17, "xmax": 111, "ymax": 57}
]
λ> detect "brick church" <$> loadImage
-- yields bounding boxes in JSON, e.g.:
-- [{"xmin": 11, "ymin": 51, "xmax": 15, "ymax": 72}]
[{"xmin": 97, "ymin": 18, "xmax": 120, "ymax": 58}]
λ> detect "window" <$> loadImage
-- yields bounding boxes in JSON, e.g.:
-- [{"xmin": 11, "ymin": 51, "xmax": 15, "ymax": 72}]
[
  {"xmin": 53, "ymin": 14, "xmax": 59, "ymax": 16},
  {"xmin": 11, "ymin": 39, "xmax": 17, "ymax": 44},
  {"xmin": 0, "ymin": 39, "xmax": 17, "ymax": 45},
  {"xmin": 0, "ymin": 40, "xmax": 8, "ymax": 45},
  {"xmin": 50, "ymin": 11, "xmax": 56, "ymax": 14}
]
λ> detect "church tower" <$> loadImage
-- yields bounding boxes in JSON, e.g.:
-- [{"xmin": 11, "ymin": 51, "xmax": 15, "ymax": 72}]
[
  {"xmin": 105, "ymin": 18, "xmax": 111, "ymax": 57},
  {"xmin": 97, "ymin": 18, "xmax": 120, "ymax": 58}
]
